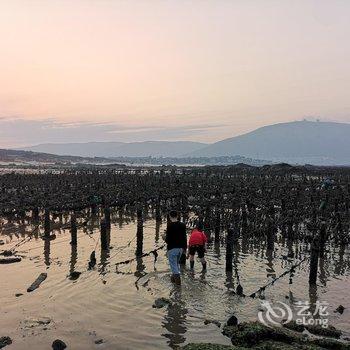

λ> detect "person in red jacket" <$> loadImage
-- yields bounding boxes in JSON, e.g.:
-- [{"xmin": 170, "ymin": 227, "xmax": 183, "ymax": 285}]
[{"xmin": 187, "ymin": 222, "xmax": 207, "ymax": 271}]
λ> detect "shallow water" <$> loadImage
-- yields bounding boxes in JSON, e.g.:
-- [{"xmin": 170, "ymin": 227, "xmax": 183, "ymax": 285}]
[{"xmin": 1, "ymin": 213, "xmax": 350, "ymax": 350}]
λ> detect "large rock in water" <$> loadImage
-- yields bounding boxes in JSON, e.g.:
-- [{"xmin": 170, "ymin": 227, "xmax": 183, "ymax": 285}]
[
  {"xmin": 305, "ymin": 324, "xmax": 342, "ymax": 338},
  {"xmin": 0, "ymin": 337, "xmax": 12, "ymax": 348},
  {"xmin": 52, "ymin": 339, "xmax": 67, "ymax": 350},
  {"xmin": 222, "ymin": 321, "xmax": 349, "ymax": 349},
  {"xmin": 282, "ymin": 320, "xmax": 305, "ymax": 333},
  {"xmin": 152, "ymin": 297, "xmax": 171, "ymax": 309},
  {"xmin": 335, "ymin": 305, "xmax": 345, "ymax": 314},
  {"xmin": 181, "ymin": 344, "xmax": 236, "ymax": 350},
  {"xmin": 226, "ymin": 315, "xmax": 238, "ymax": 327}
]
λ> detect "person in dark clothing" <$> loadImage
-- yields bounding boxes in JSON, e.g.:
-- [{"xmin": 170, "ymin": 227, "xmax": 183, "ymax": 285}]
[{"xmin": 165, "ymin": 210, "xmax": 187, "ymax": 285}]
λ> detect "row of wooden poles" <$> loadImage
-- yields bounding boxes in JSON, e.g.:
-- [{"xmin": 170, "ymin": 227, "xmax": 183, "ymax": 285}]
[{"xmin": 38, "ymin": 204, "xmax": 321, "ymax": 287}]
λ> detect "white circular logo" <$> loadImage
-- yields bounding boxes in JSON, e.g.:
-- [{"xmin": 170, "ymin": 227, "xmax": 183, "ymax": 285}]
[{"xmin": 258, "ymin": 301, "xmax": 293, "ymax": 326}]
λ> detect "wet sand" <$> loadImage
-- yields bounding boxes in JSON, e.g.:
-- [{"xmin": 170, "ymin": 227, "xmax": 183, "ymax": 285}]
[{"xmin": 1, "ymin": 213, "xmax": 350, "ymax": 349}]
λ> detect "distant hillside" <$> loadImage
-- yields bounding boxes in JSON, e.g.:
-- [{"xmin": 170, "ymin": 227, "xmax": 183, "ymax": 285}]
[
  {"xmin": 21, "ymin": 141, "xmax": 207, "ymax": 157},
  {"xmin": 0, "ymin": 149, "xmax": 101, "ymax": 164},
  {"xmin": 0, "ymin": 149, "xmax": 269, "ymax": 166},
  {"xmin": 189, "ymin": 121, "xmax": 350, "ymax": 165},
  {"xmin": 16, "ymin": 120, "xmax": 350, "ymax": 165}
]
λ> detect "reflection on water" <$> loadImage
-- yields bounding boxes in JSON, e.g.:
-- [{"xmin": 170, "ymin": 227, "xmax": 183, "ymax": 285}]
[
  {"xmin": 44, "ymin": 238, "xmax": 50, "ymax": 266},
  {"xmin": 1, "ymin": 210, "xmax": 350, "ymax": 350},
  {"xmin": 162, "ymin": 290, "xmax": 188, "ymax": 349},
  {"xmin": 309, "ymin": 284, "xmax": 318, "ymax": 317},
  {"xmin": 135, "ymin": 257, "xmax": 146, "ymax": 278},
  {"xmin": 266, "ymin": 248, "xmax": 276, "ymax": 279},
  {"xmin": 70, "ymin": 244, "xmax": 77, "ymax": 274}
]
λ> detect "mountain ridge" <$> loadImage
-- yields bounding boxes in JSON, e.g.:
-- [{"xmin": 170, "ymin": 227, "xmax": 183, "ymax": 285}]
[
  {"xmin": 15, "ymin": 120, "xmax": 350, "ymax": 165},
  {"xmin": 20, "ymin": 141, "xmax": 207, "ymax": 158},
  {"xmin": 188, "ymin": 120, "xmax": 350, "ymax": 165}
]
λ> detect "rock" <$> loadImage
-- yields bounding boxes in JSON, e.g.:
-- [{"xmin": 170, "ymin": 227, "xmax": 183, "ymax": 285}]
[
  {"xmin": 95, "ymin": 339, "xmax": 104, "ymax": 344},
  {"xmin": 222, "ymin": 321, "xmax": 348, "ymax": 349},
  {"xmin": 335, "ymin": 305, "xmax": 345, "ymax": 314},
  {"xmin": 152, "ymin": 297, "xmax": 171, "ymax": 309},
  {"xmin": 222, "ymin": 321, "xmax": 306, "ymax": 347},
  {"xmin": 68, "ymin": 271, "xmax": 81, "ymax": 280},
  {"xmin": 15, "ymin": 293, "xmax": 23, "ymax": 297},
  {"xmin": 37, "ymin": 317, "xmax": 51, "ymax": 325},
  {"xmin": 0, "ymin": 240, "xmax": 5, "ymax": 245},
  {"xmin": 226, "ymin": 315, "xmax": 238, "ymax": 327},
  {"xmin": 0, "ymin": 256, "xmax": 21, "ymax": 264},
  {"xmin": 305, "ymin": 324, "xmax": 342, "ymax": 338},
  {"xmin": 282, "ymin": 320, "xmax": 305, "ymax": 333},
  {"xmin": 52, "ymin": 339, "xmax": 67, "ymax": 350},
  {"xmin": 181, "ymin": 344, "xmax": 236, "ymax": 350},
  {"xmin": 0, "ymin": 336, "xmax": 12, "ymax": 349},
  {"xmin": 27, "ymin": 273, "xmax": 47, "ymax": 292},
  {"xmin": 310, "ymin": 337, "xmax": 350, "ymax": 350},
  {"xmin": 1, "ymin": 250, "xmax": 13, "ymax": 257},
  {"xmin": 23, "ymin": 317, "xmax": 52, "ymax": 328},
  {"xmin": 204, "ymin": 319, "xmax": 221, "ymax": 328}
]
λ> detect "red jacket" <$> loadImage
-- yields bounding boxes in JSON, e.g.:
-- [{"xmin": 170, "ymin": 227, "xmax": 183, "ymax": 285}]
[{"xmin": 189, "ymin": 229, "xmax": 207, "ymax": 247}]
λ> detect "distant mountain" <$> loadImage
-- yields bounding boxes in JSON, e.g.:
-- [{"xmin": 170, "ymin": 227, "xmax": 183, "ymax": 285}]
[
  {"xmin": 21, "ymin": 141, "xmax": 207, "ymax": 157},
  {"xmin": 16, "ymin": 120, "xmax": 350, "ymax": 165},
  {"xmin": 189, "ymin": 121, "xmax": 350, "ymax": 165}
]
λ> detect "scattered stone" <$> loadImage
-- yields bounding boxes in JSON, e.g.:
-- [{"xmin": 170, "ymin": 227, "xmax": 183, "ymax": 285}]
[
  {"xmin": 282, "ymin": 320, "xmax": 305, "ymax": 333},
  {"xmin": 95, "ymin": 339, "xmax": 104, "ymax": 344},
  {"xmin": 23, "ymin": 317, "xmax": 52, "ymax": 329},
  {"xmin": 15, "ymin": 293, "xmax": 23, "ymax": 297},
  {"xmin": 181, "ymin": 344, "xmax": 235, "ymax": 350},
  {"xmin": 0, "ymin": 336, "xmax": 12, "ymax": 349},
  {"xmin": 68, "ymin": 271, "xmax": 81, "ymax": 280},
  {"xmin": 1, "ymin": 250, "xmax": 13, "ymax": 257},
  {"xmin": 222, "ymin": 321, "xmax": 306, "ymax": 347},
  {"xmin": 222, "ymin": 321, "xmax": 349, "ymax": 349},
  {"xmin": 152, "ymin": 297, "xmax": 171, "ymax": 309},
  {"xmin": 0, "ymin": 240, "xmax": 4, "ymax": 245},
  {"xmin": 305, "ymin": 324, "xmax": 342, "ymax": 338},
  {"xmin": 52, "ymin": 339, "xmax": 67, "ymax": 350},
  {"xmin": 335, "ymin": 305, "xmax": 345, "ymax": 314},
  {"xmin": 204, "ymin": 319, "xmax": 221, "ymax": 328},
  {"xmin": 0, "ymin": 256, "xmax": 21, "ymax": 264},
  {"xmin": 226, "ymin": 315, "xmax": 238, "ymax": 327},
  {"xmin": 310, "ymin": 337, "xmax": 350, "ymax": 350},
  {"xmin": 27, "ymin": 273, "xmax": 47, "ymax": 292}
]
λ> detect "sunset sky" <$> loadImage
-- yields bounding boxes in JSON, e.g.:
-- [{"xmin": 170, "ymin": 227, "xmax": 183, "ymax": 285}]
[{"xmin": 1, "ymin": 0, "xmax": 350, "ymax": 147}]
